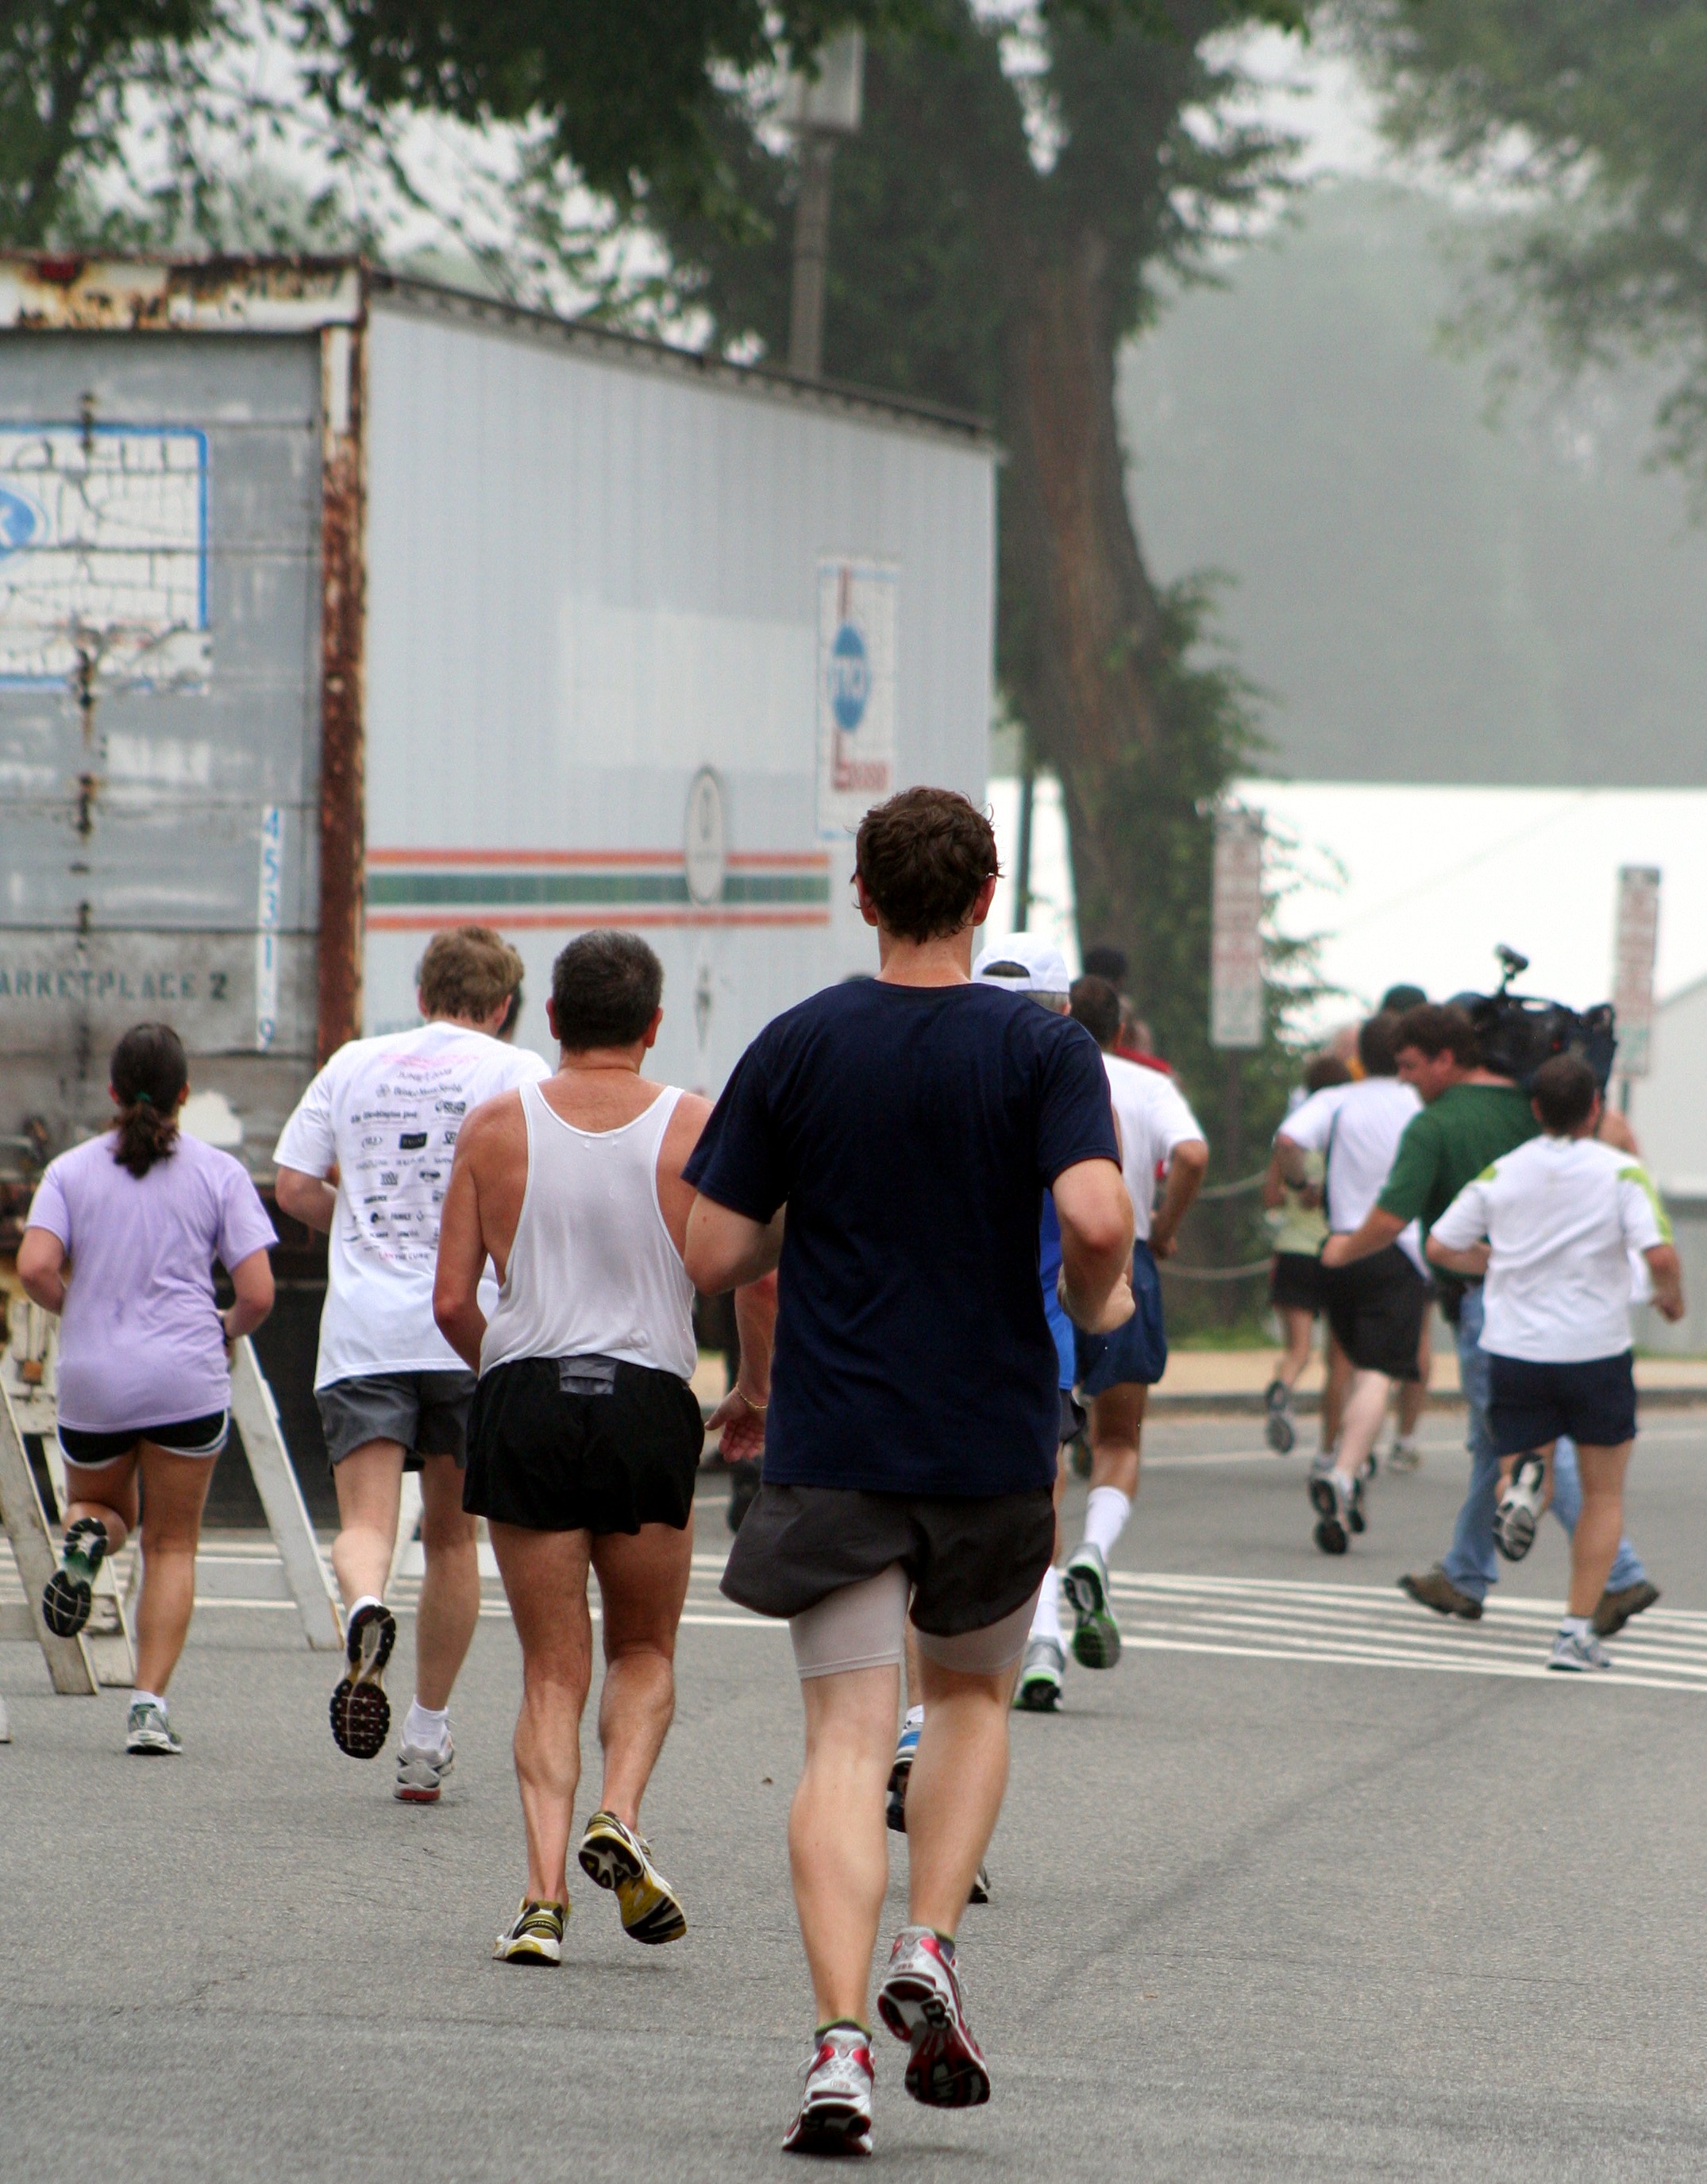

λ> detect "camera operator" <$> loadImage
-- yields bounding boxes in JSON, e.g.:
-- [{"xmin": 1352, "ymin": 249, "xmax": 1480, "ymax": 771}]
[
  {"xmin": 1425, "ymin": 1054, "xmax": 1682, "ymax": 1671},
  {"xmin": 1275, "ymin": 1013, "xmax": 1424, "ymax": 1553},
  {"xmin": 1323, "ymin": 1005, "xmax": 1658, "ymax": 1634}
]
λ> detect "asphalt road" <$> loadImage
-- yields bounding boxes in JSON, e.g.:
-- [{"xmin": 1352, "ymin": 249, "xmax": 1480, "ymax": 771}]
[{"xmin": 6, "ymin": 1410, "xmax": 1707, "ymax": 2181}]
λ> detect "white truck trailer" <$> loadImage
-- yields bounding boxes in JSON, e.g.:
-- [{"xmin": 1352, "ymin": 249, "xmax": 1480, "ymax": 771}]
[{"xmin": 0, "ymin": 255, "xmax": 996, "ymax": 1175}]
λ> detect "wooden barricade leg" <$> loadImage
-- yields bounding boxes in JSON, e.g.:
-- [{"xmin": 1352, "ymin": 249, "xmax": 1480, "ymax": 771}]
[
  {"xmin": 0, "ymin": 1383, "xmax": 98, "ymax": 1694},
  {"xmin": 228, "ymin": 1338, "xmax": 343, "ymax": 1651}
]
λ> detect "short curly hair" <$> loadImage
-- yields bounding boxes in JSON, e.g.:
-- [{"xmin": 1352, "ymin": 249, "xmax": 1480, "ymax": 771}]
[
  {"xmin": 854, "ymin": 787, "xmax": 1000, "ymax": 943},
  {"xmin": 416, "ymin": 925, "xmax": 526, "ymax": 1022}
]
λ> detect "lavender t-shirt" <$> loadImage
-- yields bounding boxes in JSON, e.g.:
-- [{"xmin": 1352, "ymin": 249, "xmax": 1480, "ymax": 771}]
[{"xmin": 26, "ymin": 1132, "xmax": 277, "ymax": 1433}]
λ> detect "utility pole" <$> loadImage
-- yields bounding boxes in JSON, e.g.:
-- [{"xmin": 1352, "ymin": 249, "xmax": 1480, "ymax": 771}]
[
  {"xmin": 781, "ymin": 33, "xmax": 865, "ymax": 380},
  {"xmin": 1013, "ymin": 730, "xmax": 1036, "ymax": 933}
]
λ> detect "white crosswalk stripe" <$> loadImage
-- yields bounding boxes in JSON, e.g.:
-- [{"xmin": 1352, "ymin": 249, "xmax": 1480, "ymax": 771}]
[{"xmin": 1102, "ymin": 1572, "xmax": 1707, "ymax": 1692}]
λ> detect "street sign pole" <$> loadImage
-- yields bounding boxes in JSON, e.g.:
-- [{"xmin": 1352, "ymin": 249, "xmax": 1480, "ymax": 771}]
[{"xmin": 1612, "ymin": 865, "xmax": 1661, "ymax": 1113}]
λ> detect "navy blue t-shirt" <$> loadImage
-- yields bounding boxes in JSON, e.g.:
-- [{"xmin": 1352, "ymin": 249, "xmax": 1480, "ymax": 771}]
[{"xmin": 684, "ymin": 978, "xmax": 1119, "ymax": 1496}]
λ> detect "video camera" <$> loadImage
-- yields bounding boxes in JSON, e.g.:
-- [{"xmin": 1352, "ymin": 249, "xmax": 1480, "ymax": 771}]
[{"xmin": 1452, "ymin": 946, "xmax": 1618, "ymax": 1091}]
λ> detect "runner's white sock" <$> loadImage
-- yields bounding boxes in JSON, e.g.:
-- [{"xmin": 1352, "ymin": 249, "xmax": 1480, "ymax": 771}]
[
  {"xmin": 1082, "ymin": 1486, "xmax": 1133, "ymax": 1561},
  {"xmin": 131, "ymin": 1689, "xmax": 166, "ymax": 1712},
  {"xmin": 347, "ymin": 1593, "xmax": 383, "ymax": 1633},
  {"xmin": 1560, "ymin": 1615, "xmax": 1591, "ymax": 1640},
  {"xmin": 904, "ymin": 1704, "xmax": 924, "ymax": 1730},
  {"xmin": 404, "ymin": 1699, "xmax": 450, "ymax": 1754},
  {"xmin": 1029, "ymin": 1567, "xmax": 1062, "ymax": 1645}
]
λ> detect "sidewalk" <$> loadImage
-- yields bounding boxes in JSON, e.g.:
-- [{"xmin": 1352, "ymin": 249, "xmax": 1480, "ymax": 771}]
[{"xmin": 1151, "ymin": 1346, "xmax": 1707, "ymax": 1414}]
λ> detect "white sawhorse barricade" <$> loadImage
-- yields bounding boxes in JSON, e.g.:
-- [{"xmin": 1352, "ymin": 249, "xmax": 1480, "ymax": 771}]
[{"xmin": 0, "ymin": 1300, "xmax": 341, "ymax": 1695}]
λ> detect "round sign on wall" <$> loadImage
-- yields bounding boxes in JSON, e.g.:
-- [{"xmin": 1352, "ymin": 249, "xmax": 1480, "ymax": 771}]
[
  {"xmin": 827, "ymin": 620, "xmax": 871, "ymax": 731},
  {"xmin": 684, "ymin": 767, "xmax": 726, "ymax": 907}
]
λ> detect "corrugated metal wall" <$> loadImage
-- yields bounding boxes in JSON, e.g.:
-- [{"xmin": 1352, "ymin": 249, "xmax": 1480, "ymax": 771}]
[
  {"xmin": 362, "ymin": 297, "xmax": 995, "ymax": 1093},
  {"xmin": 0, "ymin": 334, "xmax": 322, "ymax": 1156}
]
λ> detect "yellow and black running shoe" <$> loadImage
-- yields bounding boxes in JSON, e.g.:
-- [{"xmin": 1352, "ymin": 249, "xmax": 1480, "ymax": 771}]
[
  {"xmin": 577, "ymin": 1811, "xmax": 687, "ymax": 1945},
  {"xmin": 329, "ymin": 1601, "xmax": 396, "ymax": 1759},
  {"xmin": 493, "ymin": 1898, "xmax": 566, "ymax": 1965}
]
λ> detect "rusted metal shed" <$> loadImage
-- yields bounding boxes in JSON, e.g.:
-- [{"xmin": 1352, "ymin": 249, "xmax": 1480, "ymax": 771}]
[{"xmin": 0, "ymin": 257, "xmax": 996, "ymax": 1178}]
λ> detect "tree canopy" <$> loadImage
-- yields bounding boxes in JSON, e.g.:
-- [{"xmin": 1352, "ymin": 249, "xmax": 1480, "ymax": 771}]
[{"xmin": 1345, "ymin": 0, "xmax": 1707, "ymax": 484}]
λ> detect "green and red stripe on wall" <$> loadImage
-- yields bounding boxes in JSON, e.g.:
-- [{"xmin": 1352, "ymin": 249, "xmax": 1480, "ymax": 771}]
[{"xmin": 365, "ymin": 848, "xmax": 833, "ymax": 931}]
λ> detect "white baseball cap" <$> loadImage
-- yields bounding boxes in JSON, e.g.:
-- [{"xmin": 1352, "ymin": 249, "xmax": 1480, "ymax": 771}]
[{"xmin": 972, "ymin": 933, "xmax": 1072, "ymax": 998}]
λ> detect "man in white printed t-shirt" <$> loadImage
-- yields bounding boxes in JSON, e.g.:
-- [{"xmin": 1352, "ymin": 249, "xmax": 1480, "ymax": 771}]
[
  {"xmin": 1276, "ymin": 1012, "xmax": 1423, "ymax": 1555},
  {"xmin": 275, "ymin": 925, "xmax": 549, "ymax": 1794},
  {"xmin": 1428, "ymin": 1052, "xmax": 1683, "ymax": 1672},
  {"xmin": 1050, "ymin": 973, "xmax": 1208, "ymax": 1675}
]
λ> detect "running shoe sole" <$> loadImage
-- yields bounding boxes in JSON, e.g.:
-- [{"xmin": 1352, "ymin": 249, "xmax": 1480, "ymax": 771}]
[
  {"xmin": 783, "ymin": 2109, "xmax": 872, "ymax": 2158},
  {"xmin": 1265, "ymin": 1411, "xmax": 1297, "ymax": 1455},
  {"xmin": 969, "ymin": 1863, "xmax": 991, "ymax": 1906},
  {"xmin": 40, "ymin": 1570, "xmax": 93, "ymax": 1638},
  {"xmin": 1309, "ymin": 1475, "xmax": 1349, "ymax": 1555},
  {"xmin": 492, "ymin": 1903, "xmax": 565, "ymax": 1965},
  {"xmin": 40, "ymin": 1518, "xmax": 108, "ymax": 1638},
  {"xmin": 1495, "ymin": 1457, "xmax": 1546, "ymax": 1563},
  {"xmin": 125, "ymin": 1719, "xmax": 181, "ymax": 1755},
  {"xmin": 578, "ymin": 1814, "xmax": 687, "ymax": 1945},
  {"xmin": 1013, "ymin": 1671, "xmax": 1062, "ymax": 1712},
  {"xmin": 877, "ymin": 1977, "xmax": 991, "ymax": 2108},
  {"xmin": 886, "ymin": 1756, "xmax": 911, "ymax": 1835},
  {"xmin": 329, "ymin": 1603, "xmax": 396, "ymax": 1760},
  {"xmin": 1062, "ymin": 1558, "xmax": 1121, "ymax": 1670}
]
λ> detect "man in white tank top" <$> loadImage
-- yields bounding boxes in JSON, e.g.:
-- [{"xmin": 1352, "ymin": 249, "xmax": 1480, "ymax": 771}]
[{"xmin": 434, "ymin": 931, "xmax": 775, "ymax": 1969}]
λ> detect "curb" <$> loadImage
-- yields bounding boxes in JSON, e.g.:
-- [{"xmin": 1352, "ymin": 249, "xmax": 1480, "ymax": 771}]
[{"xmin": 1146, "ymin": 1387, "xmax": 1707, "ymax": 1418}]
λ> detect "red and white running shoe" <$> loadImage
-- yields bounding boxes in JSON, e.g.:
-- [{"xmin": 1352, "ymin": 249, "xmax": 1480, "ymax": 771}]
[
  {"xmin": 876, "ymin": 1926, "xmax": 991, "ymax": 2108},
  {"xmin": 782, "ymin": 2024, "xmax": 874, "ymax": 2157}
]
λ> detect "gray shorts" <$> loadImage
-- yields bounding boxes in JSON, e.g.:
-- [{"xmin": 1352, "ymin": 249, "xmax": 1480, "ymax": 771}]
[{"xmin": 316, "ymin": 1370, "xmax": 476, "ymax": 1471}]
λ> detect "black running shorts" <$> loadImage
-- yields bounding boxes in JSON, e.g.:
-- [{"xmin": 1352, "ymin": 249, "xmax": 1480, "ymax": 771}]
[
  {"xmin": 463, "ymin": 1355, "xmax": 705, "ymax": 1534},
  {"xmin": 1320, "ymin": 1244, "xmax": 1430, "ymax": 1379},
  {"xmin": 57, "ymin": 1411, "xmax": 229, "ymax": 1464},
  {"xmin": 1488, "ymin": 1350, "xmax": 1638, "ymax": 1455},
  {"xmin": 721, "ymin": 1482, "xmax": 1058, "ymax": 1638},
  {"xmin": 1269, "ymin": 1250, "xmax": 1326, "ymax": 1314}
]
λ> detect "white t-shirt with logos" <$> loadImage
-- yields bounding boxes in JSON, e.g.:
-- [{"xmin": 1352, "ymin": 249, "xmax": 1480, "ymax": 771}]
[
  {"xmin": 275, "ymin": 1021, "xmax": 550, "ymax": 1388},
  {"xmin": 1281, "ymin": 1077, "xmax": 1424, "ymax": 1269},
  {"xmin": 1103, "ymin": 1053, "xmax": 1205, "ymax": 1242},
  {"xmin": 1430, "ymin": 1133, "xmax": 1670, "ymax": 1364}
]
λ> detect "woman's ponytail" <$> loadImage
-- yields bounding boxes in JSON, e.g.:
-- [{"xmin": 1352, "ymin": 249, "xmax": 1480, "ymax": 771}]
[{"xmin": 109, "ymin": 1023, "xmax": 188, "ymax": 1178}]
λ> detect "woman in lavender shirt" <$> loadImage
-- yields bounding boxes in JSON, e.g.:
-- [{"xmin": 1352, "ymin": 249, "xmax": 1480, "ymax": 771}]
[{"xmin": 17, "ymin": 1024, "xmax": 277, "ymax": 1754}]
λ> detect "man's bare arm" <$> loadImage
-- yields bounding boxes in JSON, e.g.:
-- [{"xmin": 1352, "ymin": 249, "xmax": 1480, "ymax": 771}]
[
  {"xmin": 275, "ymin": 1163, "xmax": 338, "ymax": 1235},
  {"xmin": 1054, "ymin": 1156, "xmax": 1135, "ymax": 1333},
  {"xmin": 1150, "ymin": 1139, "xmax": 1208, "ymax": 1260},
  {"xmin": 1426, "ymin": 1233, "xmax": 1489, "ymax": 1278},
  {"xmin": 1274, "ymin": 1133, "xmax": 1312, "ymax": 1191},
  {"xmin": 1646, "ymin": 1243, "xmax": 1685, "ymax": 1323},
  {"xmin": 433, "ymin": 1125, "xmax": 494, "ymax": 1373},
  {"xmin": 684, "ymin": 1197, "xmax": 785, "ymax": 1293},
  {"xmin": 1322, "ymin": 1207, "xmax": 1406, "ymax": 1268}
]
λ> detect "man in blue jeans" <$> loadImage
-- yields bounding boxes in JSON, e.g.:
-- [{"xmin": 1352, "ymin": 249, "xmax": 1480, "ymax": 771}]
[{"xmin": 1321, "ymin": 1003, "xmax": 1659, "ymax": 1635}]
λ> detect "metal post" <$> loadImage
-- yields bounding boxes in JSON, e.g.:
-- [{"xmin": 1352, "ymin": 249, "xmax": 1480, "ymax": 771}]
[
  {"xmin": 1014, "ymin": 740, "xmax": 1037, "ymax": 933},
  {"xmin": 789, "ymin": 133, "xmax": 838, "ymax": 379}
]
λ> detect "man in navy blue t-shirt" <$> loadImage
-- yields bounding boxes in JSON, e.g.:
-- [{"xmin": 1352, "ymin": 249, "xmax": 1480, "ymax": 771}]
[{"xmin": 684, "ymin": 787, "xmax": 1131, "ymax": 2157}]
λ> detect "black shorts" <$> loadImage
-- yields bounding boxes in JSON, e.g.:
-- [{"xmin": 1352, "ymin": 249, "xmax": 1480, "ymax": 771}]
[
  {"xmin": 1270, "ymin": 1251, "xmax": 1326, "ymax": 1314},
  {"xmin": 721, "ymin": 1482, "xmax": 1058, "ymax": 1638},
  {"xmin": 1488, "ymin": 1351, "xmax": 1638, "ymax": 1454},
  {"xmin": 463, "ymin": 1355, "xmax": 704, "ymax": 1534},
  {"xmin": 58, "ymin": 1411, "xmax": 229, "ymax": 1464},
  {"xmin": 1321, "ymin": 1245, "xmax": 1430, "ymax": 1379}
]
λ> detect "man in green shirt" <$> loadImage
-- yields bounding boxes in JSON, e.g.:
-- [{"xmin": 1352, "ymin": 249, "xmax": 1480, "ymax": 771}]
[{"xmin": 1321, "ymin": 1004, "xmax": 1655, "ymax": 1629}]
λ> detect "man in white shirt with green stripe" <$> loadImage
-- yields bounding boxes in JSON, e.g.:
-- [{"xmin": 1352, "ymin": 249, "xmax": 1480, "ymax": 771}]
[{"xmin": 1427, "ymin": 1053, "xmax": 1683, "ymax": 1672}]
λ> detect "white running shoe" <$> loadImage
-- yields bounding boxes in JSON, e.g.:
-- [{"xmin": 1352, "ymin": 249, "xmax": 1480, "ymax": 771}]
[
  {"xmin": 1263, "ymin": 1379, "xmax": 1297, "ymax": 1455},
  {"xmin": 1012, "ymin": 1635, "xmax": 1065, "ymax": 1711},
  {"xmin": 394, "ymin": 1737, "xmax": 454, "ymax": 1804},
  {"xmin": 877, "ymin": 1927, "xmax": 991, "ymax": 2108},
  {"xmin": 1386, "ymin": 1439, "xmax": 1422, "ymax": 1474},
  {"xmin": 1495, "ymin": 1455, "xmax": 1547, "ymax": 1562},
  {"xmin": 1309, "ymin": 1468, "xmax": 1362, "ymax": 1555},
  {"xmin": 1548, "ymin": 1628, "xmax": 1613, "ymax": 1673},
  {"xmin": 782, "ymin": 2024, "xmax": 875, "ymax": 2156},
  {"xmin": 125, "ymin": 1700, "xmax": 181, "ymax": 1755}
]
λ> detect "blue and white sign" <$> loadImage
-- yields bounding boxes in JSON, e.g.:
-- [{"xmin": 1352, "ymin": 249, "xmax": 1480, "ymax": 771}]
[
  {"xmin": 0, "ymin": 425, "xmax": 210, "ymax": 687},
  {"xmin": 817, "ymin": 559, "xmax": 897, "ymax": 836}
]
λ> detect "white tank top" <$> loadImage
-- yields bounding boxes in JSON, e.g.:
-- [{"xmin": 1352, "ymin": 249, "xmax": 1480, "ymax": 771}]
[{"xmin": 479, "ymin": 1079, "xmax": 698, "ymax": 1383}]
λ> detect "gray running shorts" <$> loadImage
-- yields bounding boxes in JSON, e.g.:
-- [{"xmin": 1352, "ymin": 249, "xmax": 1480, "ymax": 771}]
[
  {"xmin": 316, "ymin": 1369, "xmax": 477, "ymax": 1471},
  {"xmin": 721, "ymin": 1482, "xmax": 1056, "ymax": 1638}
]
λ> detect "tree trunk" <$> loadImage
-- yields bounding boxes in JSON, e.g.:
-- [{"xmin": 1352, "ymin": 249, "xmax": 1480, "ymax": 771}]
[{"xmin": 998, "ymin": 229, "xmax": 1178, "ymax": 1007}]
